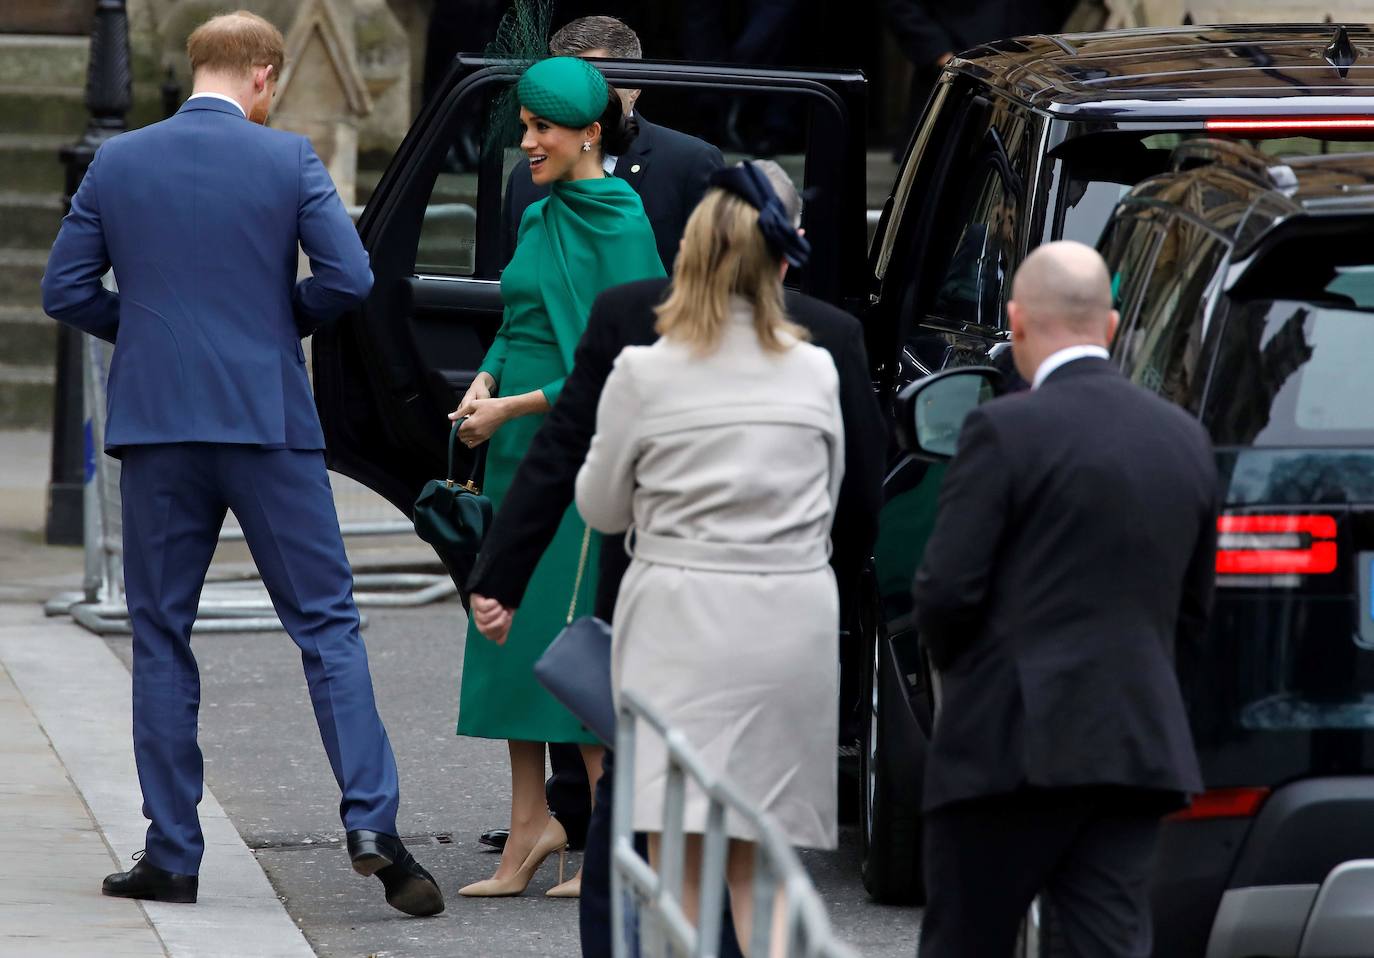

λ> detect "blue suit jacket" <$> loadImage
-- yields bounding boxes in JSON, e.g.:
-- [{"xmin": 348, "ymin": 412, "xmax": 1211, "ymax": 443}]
[{"xmin": 41, "ymin": 97, "xmax": 372, "ymax": 452}]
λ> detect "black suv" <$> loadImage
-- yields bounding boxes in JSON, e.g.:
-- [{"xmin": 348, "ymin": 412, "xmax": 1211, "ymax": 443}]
[
  {"xmin": 310, "ymin": 24, "xmax": 1374, "ymax": 911},
  {"xmin": 1094, "ymin": 145, "xmax": 1374, "ymax": 958}
]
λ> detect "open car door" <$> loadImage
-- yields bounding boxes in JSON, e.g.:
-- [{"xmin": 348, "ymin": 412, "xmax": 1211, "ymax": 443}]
[{"xmin": 312, "ymin": 56, "xmax": 868, "ymax": 580}]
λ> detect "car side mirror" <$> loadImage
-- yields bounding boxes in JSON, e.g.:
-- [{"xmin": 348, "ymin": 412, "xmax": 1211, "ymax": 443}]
[{"xmin": 895, "ymin": 367, "xmax": 1004, "ymax": 461}]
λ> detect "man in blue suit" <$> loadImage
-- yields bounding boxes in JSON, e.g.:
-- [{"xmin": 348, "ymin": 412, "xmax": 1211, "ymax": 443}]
[{"xmin": 41, "ymin": 11, "xmax": 443, "ymax": 916}]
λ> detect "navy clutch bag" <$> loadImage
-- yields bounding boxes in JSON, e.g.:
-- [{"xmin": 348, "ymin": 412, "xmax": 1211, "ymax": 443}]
[
  {"xmin": 533, "ymin": 527, "xmax": 616, "ymax": 746},
  {"xmin": 534, "ymin": 616, "xmax": 615, "ymax": 746}
]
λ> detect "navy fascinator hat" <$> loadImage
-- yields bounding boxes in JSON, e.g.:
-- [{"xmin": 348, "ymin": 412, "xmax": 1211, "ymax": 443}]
[{"xmin": 707, "ymin": 162, "xmax": 811, "ymax": 268}]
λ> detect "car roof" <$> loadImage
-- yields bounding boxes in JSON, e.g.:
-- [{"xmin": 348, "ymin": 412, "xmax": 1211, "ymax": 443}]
[
  {"xmin": 953, "ymin": 24, "xmax": 1374, "ymax": 119},
  {"xmin": 1118, "ymin": 146, "xmax": 1374, "ymax": 252}
]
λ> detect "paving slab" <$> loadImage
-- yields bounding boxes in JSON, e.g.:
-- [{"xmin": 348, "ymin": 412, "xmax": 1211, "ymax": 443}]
[
  {"xmin": 0, "ymin": 604, "xmax": 315, "ymax": 958},
  {"xmin": 0, "ymin": 661, "xmax": 166, "ymax": 958}
]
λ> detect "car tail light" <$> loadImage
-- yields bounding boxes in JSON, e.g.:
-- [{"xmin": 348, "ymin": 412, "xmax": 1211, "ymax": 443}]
[
  {"xmin": 1167, "ymin": 787, "xmax": 1270, "ymax": 822},
  {"xmin": 1215, "ymin": 513, "xmax": 1338, "ymax": 577},
  {"xmin": 1206, "ymin": 117, "xmax": 1374, "ymax": 133}
]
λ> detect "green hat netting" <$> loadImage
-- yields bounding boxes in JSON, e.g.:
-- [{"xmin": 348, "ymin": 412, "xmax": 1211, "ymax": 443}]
[
  {"xmin": 517, "ymin": 56, "xmax": 609, "ymax": 129},
  {"xmin": 480, "ymin": 0, "xmax": 553, "ymax": 159}
]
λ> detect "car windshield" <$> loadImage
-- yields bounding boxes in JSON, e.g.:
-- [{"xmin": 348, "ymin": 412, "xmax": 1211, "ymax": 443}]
[
  {"xmin": 1055, "ymin": 131, "xmax": 1374, "ymax": 246},
  {"xmin": 1205, "ymin": 227, "xmax": 1374, "ymax": 448}
]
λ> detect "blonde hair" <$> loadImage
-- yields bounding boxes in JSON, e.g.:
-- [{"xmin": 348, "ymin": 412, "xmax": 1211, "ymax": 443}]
[
  {"xmin": 655, "ymin": 161, "xmax": 808, "ymax": 354},
  {"xmin": 186, "ymin": 11, "xmax": 285, "ymax": 79}
]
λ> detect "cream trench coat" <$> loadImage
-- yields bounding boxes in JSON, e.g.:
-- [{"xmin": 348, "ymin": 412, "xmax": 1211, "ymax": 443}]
[{"xmin": 575, "ymin": 299, "xmax": 845, "ymax": 848}]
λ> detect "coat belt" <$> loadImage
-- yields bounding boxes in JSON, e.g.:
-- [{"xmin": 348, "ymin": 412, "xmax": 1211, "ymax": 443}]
[{"xmin": 626, "ymin": 527, "xmax": 831, "ymax": 574}]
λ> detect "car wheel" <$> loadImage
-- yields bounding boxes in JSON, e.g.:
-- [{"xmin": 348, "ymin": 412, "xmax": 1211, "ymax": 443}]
[{"xmin": 859, "ymin": 625, "xmax": 927, "ymax": 904}]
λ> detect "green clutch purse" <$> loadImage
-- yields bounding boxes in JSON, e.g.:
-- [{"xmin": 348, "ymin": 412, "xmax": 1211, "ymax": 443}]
[{"xmin": 413, "ymin": 420, "xmax": 492, "ymax": 563}]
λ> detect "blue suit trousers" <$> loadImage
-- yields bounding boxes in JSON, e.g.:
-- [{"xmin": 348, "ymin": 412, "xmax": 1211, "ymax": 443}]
[{"xmin": 119, "ymin": 443, "xmax": 400, "ymax": 874}]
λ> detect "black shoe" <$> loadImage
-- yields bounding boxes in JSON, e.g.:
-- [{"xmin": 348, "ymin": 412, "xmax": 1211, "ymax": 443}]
[
  {"xmin": 477, "ymin": 828, "xmax": 508, "ymax": 851},
  {"xmin": 346, "ymin": 830, "xmax": 445, "ymax": 917},
  {"xmin": 347, "ymin": 829, "xmax": 396, "ymax": 877},
  {"xmin": 102, "ymin": 852, "xmax": 198, "ymax": 904}
]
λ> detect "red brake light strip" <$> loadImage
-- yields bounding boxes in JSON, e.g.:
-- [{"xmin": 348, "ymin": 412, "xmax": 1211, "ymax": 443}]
[
  {"xmin": 1215, "ymin": 514, "xmax": 1338, "ymax": 576},
  {"xmin": 1167, "ymin": 787, "xmax": 1270, "ymax": 822},
  {"xmin": 1206, "ymin": 118, "xmax": 1374, "ymax": 132}
]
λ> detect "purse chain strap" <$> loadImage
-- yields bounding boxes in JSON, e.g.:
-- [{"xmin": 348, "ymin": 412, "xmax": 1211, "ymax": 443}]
[{"xmin": 566, "ymin": 524, "xmax": 592, "ymax": 626}]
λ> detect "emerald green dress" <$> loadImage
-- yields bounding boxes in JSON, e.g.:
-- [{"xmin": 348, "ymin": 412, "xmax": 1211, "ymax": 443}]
[{"xmin": 457, "ymin": 176, "xmax": 666, "ymax": 743}]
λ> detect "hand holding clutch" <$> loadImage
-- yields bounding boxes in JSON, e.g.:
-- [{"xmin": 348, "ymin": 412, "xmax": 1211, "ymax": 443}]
[{"xmin": 456, "ymin": 397, "xmax": 507, "ymax": 446}]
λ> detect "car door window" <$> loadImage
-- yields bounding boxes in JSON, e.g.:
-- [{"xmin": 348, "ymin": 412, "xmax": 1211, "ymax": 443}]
[
  {"xmin": 1099, "ymin": 214, "xmax": 1166, "ymax": 341},
  {"xmin": 1119, "ymin": 220, "xmax": 1228, "ymax": 411},
  {"xmin": 416, "ymin": 172, "xmax": 481, "ymax": 277},
  {"xmin": 929, "ymin": 158, "xmax": 1016, "ymax": 330},
  {"xmin": 880, "ymin": 89, "xmax": 1029, "ymax": 380}
]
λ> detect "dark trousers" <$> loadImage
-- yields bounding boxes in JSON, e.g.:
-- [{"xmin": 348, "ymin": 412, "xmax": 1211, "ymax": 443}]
[
  {"xmin": 549, "ymin": 741, "xmax": 592, "ymax": 833},
  {"xmin": 581, "ymin": 749, "xmax": 745, "ymax": 958},
  {"xmin": 919, "ymin": 789, "xmax": 1162, "ymax": 958},
  {"xmin": 120, "ymin": 444, "xmax": 400, "ymax": 874}
]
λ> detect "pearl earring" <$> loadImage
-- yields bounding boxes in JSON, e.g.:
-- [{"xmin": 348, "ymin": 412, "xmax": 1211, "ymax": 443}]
[{"xmin": 582, "ymin": 141, "xmax": 592, "ymax": 152}]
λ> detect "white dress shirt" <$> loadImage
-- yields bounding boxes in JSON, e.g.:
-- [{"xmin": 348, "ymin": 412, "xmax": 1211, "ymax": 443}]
[
  {"xmin": 186, "ymin": 92, "xmax": 246, "ymax": 117},
  {"xmin": 1031, "ymin": 345, "xmax": 1110, "ymax": 390}
]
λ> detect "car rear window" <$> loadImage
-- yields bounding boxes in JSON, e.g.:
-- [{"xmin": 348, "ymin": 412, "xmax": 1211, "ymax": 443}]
[
  {"xmin": 1204, "ymin": 228, "xmax": 1374, "ymax": 447},
  {"xmin": 1055, "ymin": 131, "xmax": 1374, "ymax": 246}
]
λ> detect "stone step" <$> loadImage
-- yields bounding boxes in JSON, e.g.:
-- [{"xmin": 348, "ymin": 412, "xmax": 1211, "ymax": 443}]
[
  {"xmin": 0, "ymin": 134, "xmax": 68, "ymax": 194},
  {"xmin": 0, "ymin": 192, "xmax": 63, "ymax": 251},
  {"xmin": 0, "ymin": 85, "xmax": 167, "ymax": 137},
  {"xmin": 0, "ymin": 250, "xmax": 47, "ymax": 306},
  {"xmin": 0, "ymin": 306, "xmax": 57, "ymax": 368},
  {"xmin": 0, "ymin": 36, "xmax": 89, "ymax": 89},
  {"xmin": 0, "ymin": 362, "xmax": 54, "ymax": 429}
]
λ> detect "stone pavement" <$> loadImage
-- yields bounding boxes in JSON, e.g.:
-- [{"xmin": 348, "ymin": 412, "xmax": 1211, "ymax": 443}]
[
  {"xmin": 0, "ymin": 603, "xmax": 316, "ymax": 958},
  {"xmin": 0, "ymin": 659, "xmax": 164, "ymax": 957}
]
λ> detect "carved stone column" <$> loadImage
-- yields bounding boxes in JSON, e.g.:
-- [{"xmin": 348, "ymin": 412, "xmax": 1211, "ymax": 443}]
[{"xmin": 273, "ymin": 0, "xmax": 373, "ymax": 204}]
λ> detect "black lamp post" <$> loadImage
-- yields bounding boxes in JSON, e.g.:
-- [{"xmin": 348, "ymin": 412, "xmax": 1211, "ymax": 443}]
[{"xmin": 46, "ymin": 0, "xmax": 132, "ymax": 545}]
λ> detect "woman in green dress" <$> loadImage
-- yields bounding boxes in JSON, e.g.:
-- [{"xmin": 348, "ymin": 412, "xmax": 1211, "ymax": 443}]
[{"xmin": 449, "ymin": 56, "xmax": 665, "ymax": 898}]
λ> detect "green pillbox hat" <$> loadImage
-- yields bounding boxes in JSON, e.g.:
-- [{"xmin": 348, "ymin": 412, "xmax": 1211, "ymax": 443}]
[{"xmin": 517, "ymin": 56, "xmax": 609, "ymax": 129}]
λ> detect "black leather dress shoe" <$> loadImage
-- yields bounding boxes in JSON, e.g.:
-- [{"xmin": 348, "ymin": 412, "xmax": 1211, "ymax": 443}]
[
  {"xmin": 347, "ymin": 829, "xmax": 395, "ymax": 876},
  {"xmin": 478, "ymin": 828, "xmax": 508, "ymax": 851},
  {"xmin": 102, "ymin": 853, "xmax": 197, "ymax": 903},
  {"xmin": 346, "ymin": 831, "xmax": 444, "ymax": 917},
  {"xmin": 479, "ymin": 818, "xmax": 589, "ymax": 852}
]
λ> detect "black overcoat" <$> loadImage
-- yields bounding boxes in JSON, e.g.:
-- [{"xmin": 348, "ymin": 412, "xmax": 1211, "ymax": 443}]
[{"xmin": 914, "ymin": 358, "xmax": 1217, "ymax": 811}]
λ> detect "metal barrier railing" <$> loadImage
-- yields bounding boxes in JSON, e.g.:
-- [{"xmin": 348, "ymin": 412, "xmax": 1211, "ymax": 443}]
[{"xmin": 613, "ymin": 687, "xmax": 861, "ymax": 958}]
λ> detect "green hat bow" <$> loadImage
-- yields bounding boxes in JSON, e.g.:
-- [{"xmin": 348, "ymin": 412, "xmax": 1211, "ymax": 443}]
[{"xmin": 517, "ymin": 56, "xmax": 609, "ymax": 129}]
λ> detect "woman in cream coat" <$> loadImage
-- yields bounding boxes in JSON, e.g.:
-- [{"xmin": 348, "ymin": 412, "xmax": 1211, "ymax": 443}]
[{"xmin": 575, "ymin": 160, "xmax": 843, "ymax": 949}]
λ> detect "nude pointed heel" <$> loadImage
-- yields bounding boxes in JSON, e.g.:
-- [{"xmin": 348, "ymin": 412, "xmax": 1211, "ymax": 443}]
[
  {"xmin": 458, "ymin": 819, "xmax": 569, "ymax": 898},
  {"xmin": 545, "ymin": 860, "xmax": 582, "ymax": 899}
]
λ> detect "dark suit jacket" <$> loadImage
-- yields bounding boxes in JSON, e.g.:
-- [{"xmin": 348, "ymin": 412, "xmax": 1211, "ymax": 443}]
[
  {"xmin": 913, "ymin": 358, "xmax": 1217, "ymax": 812},
  {"xmin": 882, "ymin": 0, "xmax": 1076, "ymax": 66},
  {"xmin": 468, "ymin": 277, "xmax": 885, "ymax": 621},
  {"xmin": 502, "ymin": 115, "xmax": 724, "ymax": 271}
]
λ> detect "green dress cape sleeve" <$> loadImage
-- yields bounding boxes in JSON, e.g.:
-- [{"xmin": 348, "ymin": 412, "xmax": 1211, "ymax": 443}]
[{"xmin": 535, "ymin": 178, "xmax": 666, "ymax": 400}]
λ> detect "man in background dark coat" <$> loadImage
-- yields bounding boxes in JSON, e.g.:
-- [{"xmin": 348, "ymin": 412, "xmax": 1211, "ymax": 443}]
[
  {"xmin": 468, "ymin": 272, "xmax": 885, "ymax": 956},
  {"xmin": 501, "ymin": 16, "xmax": 724, "ymax": 271},
  {"xmin": 912, "ymin": 241, "xmax": 1217, "ymax": 957}
]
